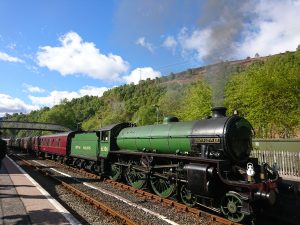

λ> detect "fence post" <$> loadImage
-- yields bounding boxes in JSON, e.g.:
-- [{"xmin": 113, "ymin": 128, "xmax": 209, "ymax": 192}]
[{"xmin": 251, "ymin": 145, "xmax": 299, "ymax": 179}]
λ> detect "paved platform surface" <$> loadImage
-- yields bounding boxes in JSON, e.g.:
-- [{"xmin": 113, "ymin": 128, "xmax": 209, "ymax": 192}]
[{"xmin": 0, "ymin": 156, "xmax": 80, "ymax": 225}]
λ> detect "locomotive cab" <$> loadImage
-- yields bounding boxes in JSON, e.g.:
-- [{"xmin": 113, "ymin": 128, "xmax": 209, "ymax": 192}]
[
  {"xmin": 99, "ymin": 123, "xmax": 133, "ymax": 158},
  {"xmin": 99, "ymin": 129, "xmax": 110, "ymax": 158}
]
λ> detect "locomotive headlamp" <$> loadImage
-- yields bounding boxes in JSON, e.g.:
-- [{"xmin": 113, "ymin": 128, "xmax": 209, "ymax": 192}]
[
  {"xmin": 247, "ymin": 163, "xmax": 255, "ymax": 182},
  {"xmin": 247, "ymin": 163, "xmax": 255, "ymax": 176}
]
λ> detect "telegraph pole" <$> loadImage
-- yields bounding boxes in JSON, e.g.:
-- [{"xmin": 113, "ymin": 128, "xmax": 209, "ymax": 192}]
[{"xmin": 153, "ymin": 104, "xmax": 159, "ymax": 124}]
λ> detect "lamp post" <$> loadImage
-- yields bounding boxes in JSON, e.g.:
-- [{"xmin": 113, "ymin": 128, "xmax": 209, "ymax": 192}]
[
  {"xmin": 98, "ymin": 115, "xmax": 102, "ymax": 128},
  {"xmin": 153, "ymin": 104, "xmax": 159, "ymax": 124},
  {"xmin": 76, "ymin": 122, "xmax": 82, "ymax": 131}
]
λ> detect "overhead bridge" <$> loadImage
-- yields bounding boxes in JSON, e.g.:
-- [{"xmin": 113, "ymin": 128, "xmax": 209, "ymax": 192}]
[{"xmin": 0, "ymin": 121, "xmax": 71, "ymax": 132}]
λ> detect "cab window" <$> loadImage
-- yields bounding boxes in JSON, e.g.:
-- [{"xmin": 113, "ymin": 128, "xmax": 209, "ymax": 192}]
[{"xmin": 101, "ymin": 131, "xmax": 109, "ymax": 142}]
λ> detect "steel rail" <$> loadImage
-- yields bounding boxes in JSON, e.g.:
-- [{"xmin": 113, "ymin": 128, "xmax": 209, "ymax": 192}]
[
  {"xmin": 47, "ymin": 159, "xmax": 242, "ymax": 225},
  {"xmin": 10, "ymin": 154, "xmax": 137, "ymax": 225}
]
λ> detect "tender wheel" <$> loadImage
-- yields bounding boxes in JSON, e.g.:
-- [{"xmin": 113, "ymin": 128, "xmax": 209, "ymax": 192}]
[
  {"xmin": 221, "ymin": 192, "xmax": 245, "ymax": 223},
  {"xmin": 65, "ymin": 157, "xmax": 73, "ymax": 165},
  {"xmin": 125, "ymin": 162, "xmax": 147, "ymax": 189},
  {"xmin": 149, "ymin": 171, "xmax": 176, "ymax": 198},
  {"xmin": 109, "ymin": 163, "xmax": 122, "ymax": 181},
  {"xmin": 180, "ymin": 184, "xmax": 197, "ymax": 207},
  {"xmin": 74, "ymin": 159, "xmax": 82, "ymax": 169}
]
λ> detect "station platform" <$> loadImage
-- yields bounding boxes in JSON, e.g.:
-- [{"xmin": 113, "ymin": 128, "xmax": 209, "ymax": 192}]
[{"xmin": 0, "ymin": 156, "xmax": 80, "ymax": 225}]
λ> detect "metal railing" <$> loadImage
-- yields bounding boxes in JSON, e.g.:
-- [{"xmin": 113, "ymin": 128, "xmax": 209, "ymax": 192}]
[{"xmin": 252, "ymin": 150, "xmax": 300, "ymax": 180}]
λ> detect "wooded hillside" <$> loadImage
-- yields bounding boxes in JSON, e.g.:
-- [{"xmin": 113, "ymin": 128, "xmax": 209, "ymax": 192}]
[{"xmin": 3, "ymin": 49, "xmax": 300, "ymax": 138}]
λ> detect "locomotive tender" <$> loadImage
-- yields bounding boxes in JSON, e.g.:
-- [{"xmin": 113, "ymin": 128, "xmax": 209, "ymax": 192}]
[{"xmin": 10, "ymin": 107, "xmax": 280, "ymax": 222}]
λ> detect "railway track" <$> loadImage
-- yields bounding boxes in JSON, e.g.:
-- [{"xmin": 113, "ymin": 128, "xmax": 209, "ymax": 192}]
[
  {"xmin": 9, "ymin": 151, "xmax": 242, "ymax": 225},
  {"xmin": 11, "ymin": 151, "xmax": 299, "ymax": 225},
  {"xmin": 10, "ymin": 153, "xmax": 137, "ymax": 225},
  {"xmin": 55, "ymin": 162, "xmax": 299, "ymax": 225},
  {"xmin": 49, "ymin": 160, "xmax": 241, "ymax": 225},
  {"xmin": 11, "ymin": 153, "xmax": 210, "ymax": 224}
]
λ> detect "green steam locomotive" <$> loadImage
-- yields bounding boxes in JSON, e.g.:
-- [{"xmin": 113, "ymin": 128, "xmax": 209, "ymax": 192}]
[{"xmin": 15, "ymin": 107, "xmax": 281, "ymax": 223}]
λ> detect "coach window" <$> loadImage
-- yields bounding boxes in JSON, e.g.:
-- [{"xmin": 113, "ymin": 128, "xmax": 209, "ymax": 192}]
[{"xmin": 101, "ymin": 131, "xmax": 109, "ymax": 142}]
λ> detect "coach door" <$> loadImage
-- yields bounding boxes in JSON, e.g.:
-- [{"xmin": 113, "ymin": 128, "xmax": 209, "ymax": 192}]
[{"xmin": 99, "ymin": 130, "xmax": 110, "ymax": 158}]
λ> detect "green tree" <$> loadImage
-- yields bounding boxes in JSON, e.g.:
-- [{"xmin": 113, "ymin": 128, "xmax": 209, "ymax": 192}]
[
  {"xmin": 158, "ymin": 84, "xmax": 186, "ymax": 117},
  {"xmin": 132, "ymin": 106, "xmax": 157, "ymax": 125},
  {"xmin": 225, "ymin": 52, "xmax": 300, "ymax": 138},
  {"xmin": 81, "ymin": 114, "xmax": 101, "ymax": 130},
  {"xmin": 40, "ymin": 105, "xmax": 76, "ymax": 130},
  {"xmin": 179, "ymin": 80, "xmax": 212, "ymax": 120}
]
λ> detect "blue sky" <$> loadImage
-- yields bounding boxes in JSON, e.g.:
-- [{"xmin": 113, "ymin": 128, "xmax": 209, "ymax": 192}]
[{"xmin": 0, "ymin": 0, "xmax": 300, "ymax": 116}]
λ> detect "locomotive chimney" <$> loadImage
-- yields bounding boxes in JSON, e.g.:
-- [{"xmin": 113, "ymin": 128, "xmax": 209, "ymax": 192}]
[{"xmin": 211, "ymin": 107, "xmax": 227, "ymax": 118}]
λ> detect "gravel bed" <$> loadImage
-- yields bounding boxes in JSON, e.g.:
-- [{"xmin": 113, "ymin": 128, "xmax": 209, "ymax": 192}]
[
  {"xmin": 34, "ymin": 157, "xmax": 216, "ymax": 225},
  {"xmin": 10, "ymin": 152, "xmax": 121, "ymax": 225}
]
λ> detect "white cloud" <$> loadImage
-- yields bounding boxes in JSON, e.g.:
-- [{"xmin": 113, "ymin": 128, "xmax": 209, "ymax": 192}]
[
  {"xmin": 36, "ymin": 32, "xmax": 129, "ymax": 80},
  {"xmin": 0, "ymin": 51, "xmax": 24, "ymax": 63},
  {"xmin": 28, "ymin": 86, "xmax": 108, "ymax": 107},
  {"xmin": 23, "ymin": 83, "xmax": 45, "ymax": 93},
  {"xmin": 78, "ymin": 86, "xmax": 108, "ymax": 97},
  {"xmin": 163, "ymin": 36, "xmax": 177, "ymax": 48},
  {"xmin": 175, "ymin": 1, "xmax": 300, "ymax": 62},
  {"xmin": 0, "ymin": 94, "xmax": 38, "ymax": 116},
  {"xmin": 25, "ymin": 65, "xmax": 40, "ymax": 74},
  {"xmin": 238, "ymin": 0, "xmax": 300, "ymax": 57},
  {"xmin": 7, "ymin": 43, "xmax": 17, "ymax": 50},
  {"xmin": 178, "ymin": 27, "xmax": 212, "ymax": 62},
  {"xmin": 162, "ymin": 36, "xmax": 177, "ymax": 54},
  {"xmin": 123, "ymin": 67, "xmax": 161, "ymax": 84},
  {"xmin": 136, "ymin": 37, "xmax": 154, "ymax": 52}
]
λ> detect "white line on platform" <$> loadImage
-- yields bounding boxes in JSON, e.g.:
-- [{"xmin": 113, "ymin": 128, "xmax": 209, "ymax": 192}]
[
  {"xmin": 32, "ymin": 159, "xmax": 180, "ymax": 225},
  {"xmin": 8, "ymin": 157, "xmax": 81, "ymax": 225}
]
